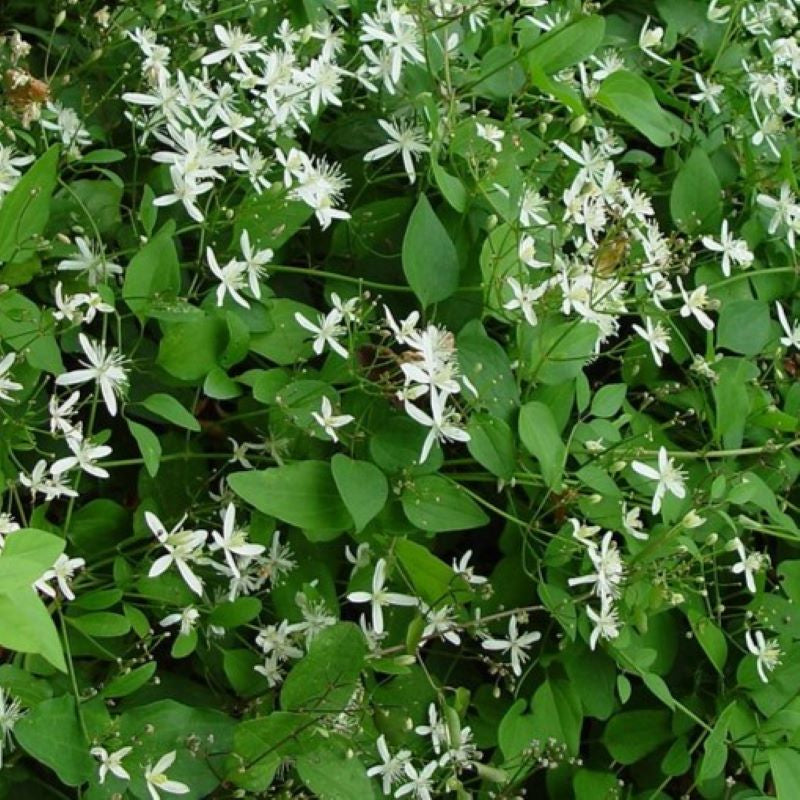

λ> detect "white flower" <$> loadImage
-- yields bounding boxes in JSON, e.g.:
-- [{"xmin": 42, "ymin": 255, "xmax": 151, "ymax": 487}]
[
  {"xmin": 311, "ymin": 395, "xmax": 354, "ymax": 442},
  {"xmin": 206, "ymin": 247, "xmax": 249, "ymax": 309},
  {"xmin": 385, "ymin": 306, "xmax": 420, "ymax": 345},
  {"xmin": 451, "ymin": 550, "xmax": 487, "ymax": 586},
  {"xmin": 476, "ymin": 121, "xmax": 504, "ymax": 153},
  {"xmin": 421, "ymin": 604, "xmax": 461, "ymax": 646},
  {"xmin": 295, "ymin": 308, "xmax": 349, "ymax": 358},
  {"xmin": 57, "ymin": 237, "xmax": 122, "ymax": 285},
  {"xmin": 632, "ymin": 317, "xmax": 671, "ymax": 367},
  {"xmin": 201, "ymin": 24, "xmax": 261, "ymax": 71},
  {"xmin": 518, "ymin": 234, "xmax": 548, "ymax": 269},
  {"xmin": 503, "ymin": 277, "xmax": 540, "ymax": 326},
  {"xmin": 707, "ymin": 0, "xmax": 730, "ymax": 23},
  {"xmin": 730, "ymin": 537, "xmax": 766, "ymax": 594},
  {"xmin": 757, "ymin": 183, "xmax": 798, "ymax": 247},
  {"xmin": 638, "ymin": 15, "xmax": 669, "ymax": 64},
  {"xmin": 415, "ymin": 703, "xmax": 447, "ymax": 754},
  {"xmin": 568, "ymin": 531, "xmax": 625, "ymax": 602},
  {"xmin": 153, "ymin": 164, "xmax": 213, "ymax": 223},
  {"xmin": 776, "ymin": 302, "xmax": 800, "ymax": 349},
  {"xmin": 621, "ymin": 503, "xmax": 647, "ymax": 540},
  {"xmin": 0, "ymin": 689, "xmax": 25, "ymax": 768},
  {"xmin": 395, "ymin": 761, "xmax": 438, "ymax": 800},
  {"xmin": 0, "ymin": 353, "xmax": 22, "ymax": 402},
  {"xmin": 55, "ymin": 334, "xmax": 128, "ymax": 417},
  {"xmin": 91, "ymin": 745, "xmax": 132, "ymax": 784},
  {"xmin": 35, "ymin": 553, "xmax": 85, "ymax": 601},
  {"xmin": 253, "ymin": 654, "xmax": 284, "ymax": 687},
  {"xmin": 364, "ymin": 118, "xmax": 429, "ymax": 184},
  {"xmin": 631, "ymin": 446, "xmax": 687, "ymax": 514},
  {"xmin": 50, "ymin": 434, "xmax": 113, "ymax": 479},
  {"xmin": 677, "ymin": 278, "xmax": 714, "ymax": 330},
  {"xmin": 404, "ymin": 390, "xmax": 470, "ymax": 464},
  {"xmin": 255, "ymin": 620, "xmax": 303, "ymax": 661},
  {"xmin": 689, "ymin": 72, "xmax": 723, "ymax": 114},
  {"xmin": 570, "ymin": 518, "xmax": 601, "ymax": 546},
  {"xmin": 701, "ymin": 220, "xmax": 753, "ymax": 277},
  {"xmin": 146, "ymin": 512, "xmax": 207, "ymax": 597},
  {"xmin": 209, "ymin": 503, "xmax": 265, "ymax": 578},
  {"xmin": 587, "ymin": 598, "xmax": 620, "ymax": 650},
  {"xmin": 745, "ymin": 630, "xmax": 781, "ymax": 683},
  {"xmin": 239, "ymin": 230, "xmax": 272, "ymax": 298},
  {"xmin": 347, "ymin": 558, "xmax": 417, "ymax": 634},
  {"xmin": 481, "ymin": 616, "xmax": 541, "ymax": 677},
  {"xmin": 367, "ymin": 734, "xmax": 411, "ymax": 795},
  {"xmin": 160, "ymin": 606, "xmax": 200, "ymax": 637},
  {"xmin": 144, "ymin": 751, "xmax": 189, "ymax": 800}
]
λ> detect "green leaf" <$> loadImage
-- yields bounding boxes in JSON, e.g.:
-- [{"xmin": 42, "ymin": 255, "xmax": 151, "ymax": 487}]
[
  {"xmin": 233, "ymin": 188, "xmax": 313, "ymax": 251},
  {"xmin": 526, "ymin": 15, "xmax": 606, "ymax": 75},
  {"xmin": 296, "ymin": 747, "xmax": 375, "ymax": 800},
  {"xmin": 688, "ymin": 610, "xmax": 728, "ymax": 674},
  {"xmin": 331, "ymin": 454, "xmax": 388, "ymax": 532},
  {"xmin": 127, "ymin": 420, "xmax": 162, "ymax": 477},
  {"xmin": 0, "ymin": 145, "xmax": 60, "ymax": 263},
  {"xmin": 596, "ymin": 71, "xmax": 682, "ymax": 147},
  {"xmin": 498, "ymin": 699, "xmax": 536, "ymax": 763},
  {"xmin": 717, "ymin": 299, "xmax": 771, "ymax": 356},
  {"xmin": 574, "ymin": 769, "xmax": 620, "ymax": 800},
  {"xmin": 229, "ymin": 712, "xmax": 312, "ymax": 791},
  {"xmin": 402, "ymin": 194, "xmax": 459, "ymax": 307},
  {"xmin": 530, "ymin": 679, "xmax": 583, "ymax": 755},
  {"xmin": 68, "ymin": 612, "xmax": 131, "ymax": 638},
  {"xmin": 602, "ymin": 710, "xmax": 673, "ymax": 764},
  {"xmin": 16, "ymin": 695, "xmax": 93, "ymax": 786},
  {"xmin": 432, "ymin": 163, "xmax": 467, "ymax": 212},
  {"xmin": 770, "ymin": 749, "xmax": 800, "ymax": 799},
  {"xmin": 209, "ymin": 597, "xmax": 262, "ymax": 628},
  {"xmin": 281, "ymin": 623, "xmax": 366, "ymax": 711},
  {"xmin": 521, "ymin": 319, "xmax": 598, "ymax": 385},
  {"xmin": 590, "ymin": 384, "xmax": 627, "ymax": 418},
  {"xmin": 157, "ymin": 314, "xmax": 227, "ymax": 381},
  {"xmin": 401, "ymin": 475, "xmax": 489, "ymax": 532},
  {"xmin": 139, "ymin": 392, "xmax": 200, "ymax": 431},
  {"xmin": 670, "ymin": 147, "xmax": 722, "ymax": 234},
  {"xmin": 519, "ymin": 401, "xmax": 567, "ymax": 490},
  {"xmin": 229, "ymin": 461, "xmax": 351, "ymax": 536},
  {"xmin": 122, "ymin": 222, "xmax": 181, "ymax": 317},
  {"xmin": 250, "ymin": 298, "xmax": 316, "ymax": 365},
  {"xmin": 457, "ymin": 320, "xmax": 520, "ymax": 421},
  {"xmin": 0, "ymin": 529, "xmax": 65, "ymax": 589},
  {"xmin": 103, "ymin": 662, "xmax": 157, "ymax": 698},
  {"xmin": 466, "ymin": 413, "xmax": 516, "ymax": 480},
  {"xmin": 0, "ymin": 290, "xmax": 63, "ymax": 373},
  {"xmin": 394, "ymin": 538, "xmax": 471, "ymax": 606},
  {"xmin": 713, "ymin": 358, "xmax": 756, "ymax": 448}
]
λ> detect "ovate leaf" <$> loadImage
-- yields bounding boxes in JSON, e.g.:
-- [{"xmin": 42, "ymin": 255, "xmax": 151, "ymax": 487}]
[
  {"xmin": 402, "ymin": 194, "xmax": 459, "ymax": 307},
  {"xmin": 401, "ymin": 475, "xmax": 489, "ymax": 532},
  {"xmin": 331, "ymin": 454, "xmax": 388, "ymax": 532},
  {"xmin": 519, "ymin": 401, "xmax": 567, "ymax": 490}
]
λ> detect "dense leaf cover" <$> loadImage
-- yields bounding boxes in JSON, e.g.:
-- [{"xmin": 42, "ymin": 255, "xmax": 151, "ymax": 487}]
[{"xmin": 0, "ymin": 0, "xmax": 799, "ymax": 798}]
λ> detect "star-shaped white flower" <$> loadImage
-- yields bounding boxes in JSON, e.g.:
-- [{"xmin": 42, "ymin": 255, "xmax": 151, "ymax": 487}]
[
  {"xmin": 347, "ymin": 558, "xmax": 417, "ymax": 634},
  {"xmin": 631, "ymin": 446, "xmax": 686, "ymax": 514}
]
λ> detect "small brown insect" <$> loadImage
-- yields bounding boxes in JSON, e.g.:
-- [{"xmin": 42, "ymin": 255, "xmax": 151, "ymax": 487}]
[
  {"xmin": 593, "ymin": 231, "xmax": 630, "ymax": 277},
  {"xmin": 3, "ymin": 68, "xmax": 50, "ymax": 110}
]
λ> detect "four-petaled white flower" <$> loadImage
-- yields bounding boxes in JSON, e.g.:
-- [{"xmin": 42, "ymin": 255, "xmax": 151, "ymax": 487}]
[
  {"xmin": 476, "ymin": 121, "xmax": 504, "ymax": 153},
  {"xmin": 207, "ymin": 246, "xmax": 250, "ymax": 309},
  {"xmin": 366, "ymin": 734, "xmax": 411, "ymax": 795},
  {"xmin": 730, "ymin": 537, "xmax": 766, "ymax": 594},
  {"xmin": 587, "ymin": 598, "xmax": 620, "ymax": 650},
  {"xmin": 404, "ymin": 389, "xmax": 470, "ymax": 464},
  {"xmin": 394, "ymin": 760, "xmax": 438, "ymax": 800},
  {"xmin": 35, "ymin": 553, "xmax": 86, "ymax": 601},
  {"xmin": 295, "ymin": 309, "xmax": 349, "ymax": 358},
  {"xmin": 481, "ymin": 616, "xmax": 541, "ymax": 677},
  {"xmin": 144, "ymin": 750, "xmax": 190, "ymax": 800},
  {"xmin": 55, "ymin": 334, "xmax": 128, "ymax": 417},
  {"xmin": 91, "ymin": 745, "xmax": 132, "ymax": 784},
  {"xmin": 632, "ymin": 317, "xmax": 671, "ymax": 367},
  {"xmin": 347, "ymin": 558, "xmax": 417, "ymax": 634},
  {"xmin": 745, "ymin": 629, "xmax": 781, "ymax": 683},
  {"xmin": 677, "ymin": 278, "xmax": 714, "ymax": 331},
  {"xmin": 146, "ymin": 512, "xmax": 207, "ymax": 596},
  {"xmin": 631, "ymin": 446, "xmax": 687, "ymax": 514},
  {"xmin": 568, "ymin": 531, "xmax": 625, "ymax": 601},
  {"xmin": 701, "ymin": 220, "xmax": 754, "ymax": 277},
  {"xmin": 311, "ymin": 395, "xmax": 354, "ymax": 442},
  {"xmin": 209, "ymin": 503, "xmax": 265, "ymax": 578},
  {"xmin": 364, "ymin": 118, "xmax": 429, "ymax": 184}
]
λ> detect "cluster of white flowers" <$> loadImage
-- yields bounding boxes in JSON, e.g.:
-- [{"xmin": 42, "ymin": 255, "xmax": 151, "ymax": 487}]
[{"xmin": 121, "ymin": 17, "xmax": 357, "ymax": 229}]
